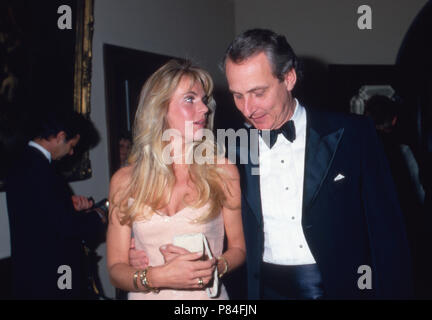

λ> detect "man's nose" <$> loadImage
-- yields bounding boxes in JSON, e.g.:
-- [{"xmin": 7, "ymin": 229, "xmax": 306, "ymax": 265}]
[{"xmin": 243, "ymin": 96, "xmax": 255, "ymax": 117}]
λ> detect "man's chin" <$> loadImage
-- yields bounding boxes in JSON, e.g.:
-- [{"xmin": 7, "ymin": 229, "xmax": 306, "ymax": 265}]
[
  {"xmin": 252, "ymin": 122, "xmax": 271, "ymax": 130},
  {"xmin": 250, "ymin": 117, "xmax": 271, "ymax": 130}
]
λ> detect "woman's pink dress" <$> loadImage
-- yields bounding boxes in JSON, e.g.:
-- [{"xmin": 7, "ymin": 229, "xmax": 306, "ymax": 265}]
[{"xmin": 128, "ymin": 202, "xmax": 229, "ymax": 300}]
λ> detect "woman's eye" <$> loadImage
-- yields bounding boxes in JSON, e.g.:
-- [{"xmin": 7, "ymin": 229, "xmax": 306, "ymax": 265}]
[{"xmin": 184, "ymin": 96, "xmax": 194, "ymax": 103}]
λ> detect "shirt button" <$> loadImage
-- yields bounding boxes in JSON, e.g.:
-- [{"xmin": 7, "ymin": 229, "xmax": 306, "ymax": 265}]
[
  {"xmin": 281, "ymin": 160, "xmax": 285, "ymax": 163},
  {"xmin": 285, "ymin": 187, "xmax": 289, "ymax": 190},
  {"xmin": 299, "ymin": 245, "xmax": 303, "ymax": 248},
  {"xmin": 291, "ymin": 216, "xmax": 295, "ymax": 220}
]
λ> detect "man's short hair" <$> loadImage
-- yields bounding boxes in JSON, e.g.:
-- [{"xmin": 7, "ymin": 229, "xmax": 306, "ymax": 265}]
[
  {"xmin": 221, "ymin": 28, "xmax": 301, "ymax": 82},
  {"xmin": 32, "ymin": 110, "xmax": 87, "ymax": 141}
]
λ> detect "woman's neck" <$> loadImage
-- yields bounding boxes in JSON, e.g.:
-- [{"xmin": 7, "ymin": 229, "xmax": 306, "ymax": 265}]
[{"xmin": 167, "ymin": 135, "xmax": 195, "ymax": 165}]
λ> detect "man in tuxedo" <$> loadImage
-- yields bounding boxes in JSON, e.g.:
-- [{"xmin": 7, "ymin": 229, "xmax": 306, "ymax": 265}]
[
  {"xmin": 6, "ymin": 111, "xmax": 106, "ymax": 299},
  {"xmin": 222, "ymin": 29, "xmax": 413, "ymax": 299}
]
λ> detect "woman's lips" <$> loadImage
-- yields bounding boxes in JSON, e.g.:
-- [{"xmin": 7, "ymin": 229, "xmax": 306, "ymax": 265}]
[{"xmin": 193, "ymin": 119, "xmax": 206, "ymax": 128}]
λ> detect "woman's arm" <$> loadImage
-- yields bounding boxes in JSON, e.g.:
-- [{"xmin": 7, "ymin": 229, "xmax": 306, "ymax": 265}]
[
  {"xmin": 217, "ymin": 161, "xmax": 246, "ymax": 276},
  {"xmin": 106, "ymin": 167, "xmax": 143, "ymax": 291},
  {"xmin": 107, "ymin": 167, "xmax": 217, "ymax": 292}
]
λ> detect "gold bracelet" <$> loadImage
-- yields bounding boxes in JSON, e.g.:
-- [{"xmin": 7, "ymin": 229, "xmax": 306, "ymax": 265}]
[
  {"xmin": 139, "ymin": 269, "xmax": 145, "ymax": 289},
  {"xmin": 217, "ymin": 256, "xmax": 229, "ymax": 278},
  {"xmin": 133, "ymin": 270, "xmax": 139, "ymax": 290},
  {"xmin": 140, "ymin": 267, "xmax": 160, "ymax": 293}
]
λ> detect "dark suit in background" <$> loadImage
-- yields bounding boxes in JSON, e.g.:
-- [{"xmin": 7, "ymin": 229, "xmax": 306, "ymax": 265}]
[
  {"xmin": 6, "ymin": 146, "xmax": 106, "ymax": 299},
  {"xmin": 237, "ymin": 108, "xmax": 413, "ymax": 299}
]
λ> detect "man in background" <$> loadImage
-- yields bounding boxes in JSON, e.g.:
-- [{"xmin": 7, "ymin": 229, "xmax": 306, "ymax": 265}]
[
  {"xmin": 365, "ymin": 95, "xmax": 430, "ymax": 298},
  {"xmin": 118, "ymin": 132, "xmax": 132, "ymax": 169},
  {"xmin": 6, "ymin": 110, "xmax": 107, "ymax": 299}
]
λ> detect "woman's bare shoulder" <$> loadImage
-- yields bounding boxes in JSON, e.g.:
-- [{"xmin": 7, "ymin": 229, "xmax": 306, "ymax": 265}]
[{"xmin": 110, "ymin": 165, "xmax": 133, "ymax": 190}]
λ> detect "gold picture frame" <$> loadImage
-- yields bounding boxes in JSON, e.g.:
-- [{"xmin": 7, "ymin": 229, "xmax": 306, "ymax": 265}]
[
  {"xmin": 74, "ymin": 0, "xmax": 94, "ymax": 115},
  {"xmin": 68, "ymin": 0, "xmax": 95, "ymax": 181}
]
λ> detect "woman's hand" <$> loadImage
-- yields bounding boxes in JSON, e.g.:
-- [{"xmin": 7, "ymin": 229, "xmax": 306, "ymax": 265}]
[
  {"xmin": 150, "ymin": 251, "xmax": 216, "ymax": 290},
  {"xmin": 129, "ymin": 238, "xmax": 149, "ymax": 269}
]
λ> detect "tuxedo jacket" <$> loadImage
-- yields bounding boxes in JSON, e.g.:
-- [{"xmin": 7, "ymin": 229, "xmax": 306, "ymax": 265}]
[
  {"xmin": 236, "ymin": 108, "xmax": 413, "ymax": 299},
  {"xmin": 6, "ymin": 146, "xmax": 106, "ymax": 299}
]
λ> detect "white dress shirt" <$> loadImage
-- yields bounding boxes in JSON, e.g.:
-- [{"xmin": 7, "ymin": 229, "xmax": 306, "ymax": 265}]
[
  {"xmin": 259, "ymin": 99, "xmax": 316, "ymax": 265},
  {"xmin": 28, "ymin": 141, "xmax": 52, "ymax": 163}
]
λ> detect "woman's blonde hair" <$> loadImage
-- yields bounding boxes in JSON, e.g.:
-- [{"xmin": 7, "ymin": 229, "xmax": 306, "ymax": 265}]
[{"xmin": 113, "ymin": 59, "xmax": 228, "ymax": 225}]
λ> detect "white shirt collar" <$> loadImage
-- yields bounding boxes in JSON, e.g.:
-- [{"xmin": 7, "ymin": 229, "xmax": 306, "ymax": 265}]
[
  {"xmin": 290, "ymin": 98, "xmax": 301, "ymax": 125},
  {"xmin": 28, "ymin": 141, "xmax": 52, "ymax": 163}
]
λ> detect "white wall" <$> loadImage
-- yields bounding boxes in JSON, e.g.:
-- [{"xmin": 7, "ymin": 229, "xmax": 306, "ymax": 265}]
[{"xmin": 234, "ymin": 0, "xmax": 428, "ymax": 64}]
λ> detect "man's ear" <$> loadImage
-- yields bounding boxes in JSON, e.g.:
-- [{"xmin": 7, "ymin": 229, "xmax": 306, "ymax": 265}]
[
  {"xmin": 284, "ymin": 69, "xmax": 297, "ymax": 91},
  {"xmin": 56, "ymin": 131, "xmax": 67, "ymax": 143}
]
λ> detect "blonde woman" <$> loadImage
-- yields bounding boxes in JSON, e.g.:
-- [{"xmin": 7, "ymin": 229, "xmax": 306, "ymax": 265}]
[{"xmin": 107, "ymin": 59, "xmax": 246, "ymax": 300}]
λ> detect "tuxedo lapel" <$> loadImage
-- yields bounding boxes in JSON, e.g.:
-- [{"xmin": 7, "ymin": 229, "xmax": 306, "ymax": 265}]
[
  {"xmin": 243, "ymin": 161, "xmax": 263, "ymax": 225},
  {"xmin": 238, "ymin": 129, "xmax": 263, "ymax": 226},
  {"xmin": 303, "ymin": 113, "xmax": 344, "ymax": 211}
]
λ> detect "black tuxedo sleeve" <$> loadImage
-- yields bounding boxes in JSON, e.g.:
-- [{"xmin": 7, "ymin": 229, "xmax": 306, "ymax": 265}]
[{"xmin": 361, "ymin": 118, "xmax": 414, "ymax": 299}]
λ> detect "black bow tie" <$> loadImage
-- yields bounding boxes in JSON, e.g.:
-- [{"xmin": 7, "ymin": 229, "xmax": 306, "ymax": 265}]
[{"xmin": 259, "ymin": 120, "xmax": 296, "ymax": 148}]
